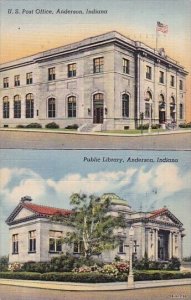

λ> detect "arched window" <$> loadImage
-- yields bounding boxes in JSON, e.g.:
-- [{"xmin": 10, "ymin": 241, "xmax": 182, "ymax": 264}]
[
  {"xmin": 122, "ymin": 94, "xmax": 129, "ymax": 117},
  {"xmin": 14, "ymin": 95, "xmax": 21, "ymax": 118},
  {"xmin": 26, "ymin": 93, "xmax": 34, "ymax": 118},
  {"xmin": 145, "ymin": 91, "xmax": 152, "ymax": 118},
  {"xmin": 48, "ymin": 98, "xmax": 56, "ymax": 118},
  {"xmin": 3, "ymin": 96, "xmax": 9, "ymax": 118},
  {"xmin": 68, "ymin": 96, "xmax": 76, "ymax": 118},
  {"xmin": 170, "ymin": 96, "xmax": 176, "ymax": 122}
]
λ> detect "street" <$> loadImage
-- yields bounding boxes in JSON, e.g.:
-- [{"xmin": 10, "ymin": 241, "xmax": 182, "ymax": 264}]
[
  {"xmin": 0, "ymin": 130, "xmax": 191, "ymax": 150},
  {"xmin": 0, "ymin": 284, "xmax": 190, "ymax": 300}
]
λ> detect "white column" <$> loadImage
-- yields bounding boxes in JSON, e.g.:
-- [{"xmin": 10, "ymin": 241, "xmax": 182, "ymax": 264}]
[
  {"xmin": 155, "ymin": 229, "xmax": 158, "ymax": 261},
  {"xmin": 168, "ymin": 231, "xmax": 172, "ymax": 259}
]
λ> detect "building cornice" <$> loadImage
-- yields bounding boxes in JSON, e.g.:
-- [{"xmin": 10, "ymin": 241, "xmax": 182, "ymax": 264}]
[{"xmin": 0, "ymin": 31, "xmax": 187, "ymax": 76}]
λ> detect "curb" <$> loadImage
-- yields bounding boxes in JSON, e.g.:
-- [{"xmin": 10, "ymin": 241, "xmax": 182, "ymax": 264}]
[{"xmin": 0, "ymin": 278, "xmax": 190, "ymax": 291}]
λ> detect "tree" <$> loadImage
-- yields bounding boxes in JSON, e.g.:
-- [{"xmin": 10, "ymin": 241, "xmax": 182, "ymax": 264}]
[{"xmin": 59, "ymin": 193, "xmax": 126, "ymax": 258}]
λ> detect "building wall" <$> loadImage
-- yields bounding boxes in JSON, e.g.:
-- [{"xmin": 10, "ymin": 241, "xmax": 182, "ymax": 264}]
[
  {"xmin": 0, "ymin": 32, "xmax": 187, "ymax": 130},
  {"xmin": 9, "ymin": 220, "xmax": 41, "ymax": 263}
]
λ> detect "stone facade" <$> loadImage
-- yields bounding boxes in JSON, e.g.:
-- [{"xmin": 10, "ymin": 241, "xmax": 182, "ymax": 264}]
[
  {"xmin": 6, "ymin": 195, "xmax": 185, "ymax": 264},
  {"xmin": 0, "ymin": 31, "xmax": 188, "ymax": 130}
]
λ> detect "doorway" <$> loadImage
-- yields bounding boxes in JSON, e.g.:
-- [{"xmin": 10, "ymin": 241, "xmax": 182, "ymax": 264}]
[{"xmin": 93, "ymin": 93, "xmax": 104, "ymax": 124}]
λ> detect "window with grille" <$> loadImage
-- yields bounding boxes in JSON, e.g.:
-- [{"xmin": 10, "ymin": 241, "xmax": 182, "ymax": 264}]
[
  {"xmin": 93, "ymin": 57, "xmax": 104, "ymax": 73},
  {"xmin": 12, "ymin": 234, "xmax": 19, "ymax": 254},
  {"xmin": 26, "ymin": 72, "xmax": 33, "ymax": 84},
  {"xmin": 14, "ymin": 95, "xmax": 21, "ymax": 118},
  {"xmin": 29, "ymin": 231, "xmax": 36, "ymax": 252},
  {"xmin": 48, "ymin": 67, "xmax": 56, "ymax": 81},
  {"xmin": 48, "ymin": 98, "xmax": 56, "ymax": 118},
  {"xmin": 14, "ymin": 75, "xmax": 20, "ymax": 86},
  {"xmin": 68, "ymin": 63, "xmax": 76, "ymax": 77},
  {"xmin": 3, "ymin": 96, "xmax": 9, "ymax": 118},
  {"xmin": 49, "ymin": 231, "xmax": 62, "ymax": 253},
  {"xmin": 68, "ymin": 96, "xmax": 76, "ymax": 118},
  {"xmin": 26, "ymin": 93, "xmax": 34, "ymax": 118}
]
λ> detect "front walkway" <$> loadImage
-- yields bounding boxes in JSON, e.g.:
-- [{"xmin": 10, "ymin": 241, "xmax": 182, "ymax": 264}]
[{"xmin": 0, "ymin": 278, "xmax": 190, "ymax": 291}]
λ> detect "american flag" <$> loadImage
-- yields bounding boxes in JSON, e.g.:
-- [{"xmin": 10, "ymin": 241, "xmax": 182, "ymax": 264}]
[{"xmin": 157, "ymin": 21, "xmax": 168, "ymax": 33}]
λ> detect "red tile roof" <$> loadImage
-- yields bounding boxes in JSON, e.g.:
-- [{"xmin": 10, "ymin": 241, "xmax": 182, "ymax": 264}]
[
  {"xmin": 23, "ymin": 202, "xmax": 72, "ymax": 216},
  {"xmin": 149, "ymin": 207, "xmax": 168, "ymax": 219}
]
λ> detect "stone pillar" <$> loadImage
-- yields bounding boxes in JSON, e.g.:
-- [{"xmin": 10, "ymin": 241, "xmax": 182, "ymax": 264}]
[
  {"xmin": 180, "ymin": 235, "xmax": 183, "ymax": 261},
  {"xmin": 155, "ymin": 229, "xmax": 158, "ymax": 261},
  {"xmin": 168, "ymin": 231, "xmax": 172, "ymax": 259}
]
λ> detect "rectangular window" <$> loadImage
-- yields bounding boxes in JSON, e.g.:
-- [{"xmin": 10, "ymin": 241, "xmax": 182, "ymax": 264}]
[
  {"xmin": 26, "ymin": 72, "xmax": 33, "ymax": 84},
  {"xmin": 93, "ymin": 57, "xmax": 104, "ymax": 73},
  {"xmin": 170, "ymin": 75, "xmax": 175, "ymax": 87},
  {"xmin": 12, "ymin": 234, "xmax": 19, "ymax": 254},
  {"xmin": 48, "ymin": 67, "xmax": 56, "ymax": 81},
  {"xmin": 145, "ymin": 102, "xmax": 150, "ymax": 118},
  {"xmin": 159, "ymin": 71, "xmax": 164, "ymax": 84},
  {"xmin": 49, "ymin": 231, "xmax": 62, "ymax": 253},
  {"xmin": 14, "ymin": 75, "xmax": 20, "ymax": 86},
  {"xmin": 133, "ymin": 240, "xmax": 138, "ymax": 254},
  {"xmin": 29, "ymin": 230, "xmax": 36, "ymax": 253},
  {"xmin": 68, "ymin": 63, "xmax": 76, "ymax": 77},
  {"xmin": 179, "ymin": 80, "xmax": 183, "ymax": 90},
  {"xmin": 123, "ymin": 58, "xmax": 129, "ymax": 74},
  {"xmin": 3, "ymin": 77, "xmax": 9, "ymax": 88},
  {"xmin": 146, "ymin": 66, "xmax": 152, "ymax": 80},
  {"xmin": 180, "ymin": 103, "xmax": 183, "ymax": 119},
  {"xmin": 73, "ymin": 241, "xmax": 83, "ymax": 254},
  {"xmin": 118, "ymin": 240, "xmax": 125, "ymax": 253}
]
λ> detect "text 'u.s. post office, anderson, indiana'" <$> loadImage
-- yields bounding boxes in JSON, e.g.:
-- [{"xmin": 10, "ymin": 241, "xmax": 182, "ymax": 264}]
[{"xmin": 0, "ymin": 31, "xmax": 188, "ymax": 131}]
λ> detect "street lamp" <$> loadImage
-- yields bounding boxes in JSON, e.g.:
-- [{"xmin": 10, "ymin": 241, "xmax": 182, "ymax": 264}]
[
  {"xmin": 128, "ymin": 225, "xmax": 135, "ymax": 288},
  {"xmin": 148, "ymin": 99, "xmax": 153, "ymax": 134}
]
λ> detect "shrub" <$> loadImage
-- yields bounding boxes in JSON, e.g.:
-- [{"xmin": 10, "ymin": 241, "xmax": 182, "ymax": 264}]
[
  {"xmin": 45, "ymin": 122, "xmax": 59, "ymax": 129},
  {"xmin": 137, "ymin": 124, "xmax": 149, "ymax": 130},
  {"xmin": 134, "ymin": 270, "xmax": 191, "ymax": 281},
  {"xmin": 0, "ymin": 271, "xmax": 125, "ymax": 283},
  {"xmin": 16, "ymin": 125, "xmax": 25, "ymax": 128},
  {"xmin": 166, "ymin": 257, "xmax": 181, "ymax": 271},
  {"xmin": 8, "ymin": 262, "xmax": 24, "ymax": 272},
  {"xmin": 183, "ymin": 256, "xmax": 191, "ymax": 262},
  {"xmin": 25, "ymin": 123, "xmax": 42, "ymax": 128},
  {"xmin": 114, "ymin": 262, "xmax": 129, "ymax": 274},
  {"xmin": 65, "ymin": 124, "xmax": 78, "ymax": 130},
  {"xmin": 21, "ymin": 261, "xmax": 51, "ymax": 273},
  {"xmin": 151, "ymin": 124, "xmax": 160, "ymax": 129},
  {"xmin": 179, "ymin": 123, "xmax": 191, "ymax": 128},
  {"xmin": 101, "ymin": 264, "xmax": 119, "ymax": 276},
  {"xmin": 133, "ymin": 254, "xmax": 149, "ymax": 270},
  {"xmin": 0, "ymin": 256, "xmax": 8, "ymax": 272}
]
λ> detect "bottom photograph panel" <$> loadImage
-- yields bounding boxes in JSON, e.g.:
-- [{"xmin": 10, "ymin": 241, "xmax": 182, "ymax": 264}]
[{"xmin": 0, "ymin": 149, "xmax": 190, "ymax": 298}]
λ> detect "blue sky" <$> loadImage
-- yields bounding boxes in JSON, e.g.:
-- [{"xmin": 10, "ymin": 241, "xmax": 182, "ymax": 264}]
[{"xmin": 0, "ymin": 149, "xmax": 191, "ymax": 257}]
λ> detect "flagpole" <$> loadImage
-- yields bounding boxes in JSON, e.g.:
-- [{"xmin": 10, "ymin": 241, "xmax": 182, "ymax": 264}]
[{"xmin": 156, "ymin": 26, "xmax": 158, "ymax": 51}]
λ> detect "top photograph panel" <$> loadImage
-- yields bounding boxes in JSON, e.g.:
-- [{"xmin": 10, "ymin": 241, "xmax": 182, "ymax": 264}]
[{"xmin": 0, "ymin": 0, "xmax": 191, "ymax": 150}]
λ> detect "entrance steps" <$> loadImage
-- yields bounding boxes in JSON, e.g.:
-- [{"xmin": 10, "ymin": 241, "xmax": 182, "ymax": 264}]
[{"xmin": 78, "ymin": 123, "xmax": 102, "ymax": 132}]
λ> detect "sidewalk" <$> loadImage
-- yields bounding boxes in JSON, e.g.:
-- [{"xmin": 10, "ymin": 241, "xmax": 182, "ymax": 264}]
[
  {"xmin": 0, "ymin": 278, "xmax": 190, "ymax": 291},
  {"xmin": 0, "ymin": 127, "xmax": 191, "ymax": 137}
]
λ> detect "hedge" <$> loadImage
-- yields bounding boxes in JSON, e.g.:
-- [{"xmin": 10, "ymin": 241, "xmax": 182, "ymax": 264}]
[
  {"xmin": 0, "ymin": 271, "xmax": 125, "ymax": 283},
  {"xmin": 0, "ymin": 271, "xmax": 190, "ymax": 282}
]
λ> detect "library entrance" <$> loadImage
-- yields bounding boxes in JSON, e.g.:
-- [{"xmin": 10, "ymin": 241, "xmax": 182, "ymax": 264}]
[{"xmin": 93, "ymin": 93, "xmax": 104, "ymax": 124}]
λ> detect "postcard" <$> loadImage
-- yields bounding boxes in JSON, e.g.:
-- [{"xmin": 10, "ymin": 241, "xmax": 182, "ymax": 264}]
[
  {"xmin": 0, "ymin": 0, "xmax": 191, "ymax": 299},
  {"xmin": 0, "ymin": 0, "xmax": 190, "ymax": 150}
]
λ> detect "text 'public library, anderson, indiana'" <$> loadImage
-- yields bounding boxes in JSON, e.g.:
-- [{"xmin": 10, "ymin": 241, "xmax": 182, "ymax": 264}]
[{"xmin": 0, "ymin": 31, "xmax": 188, "ymax": 131}]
